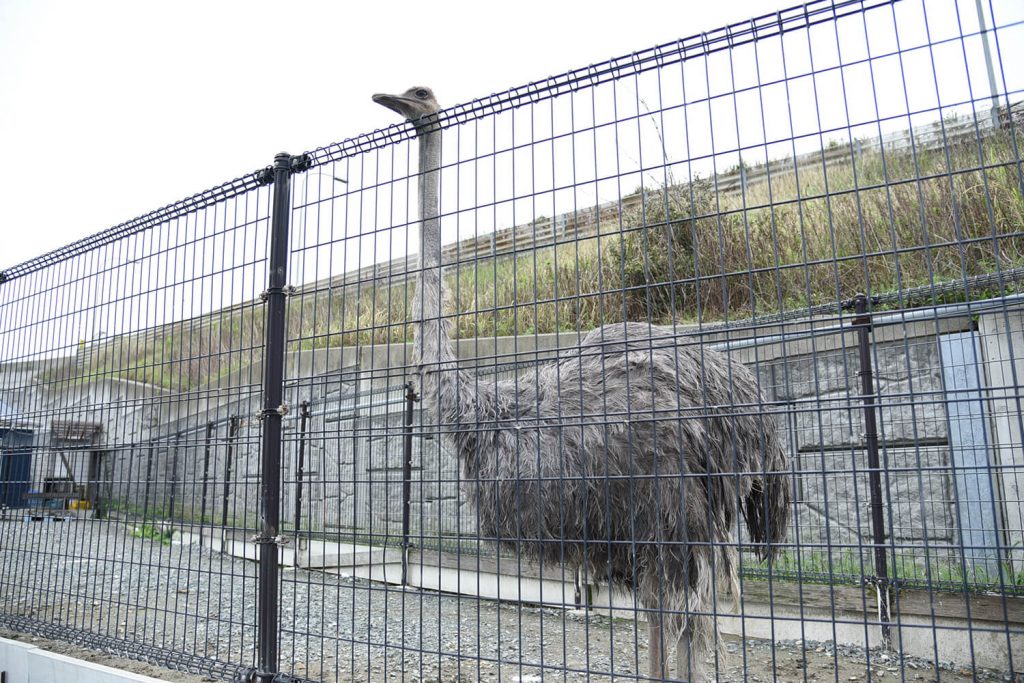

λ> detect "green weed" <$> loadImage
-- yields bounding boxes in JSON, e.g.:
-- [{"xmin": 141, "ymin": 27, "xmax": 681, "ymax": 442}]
[{"xmin": 131, "ymin": 523, "xmax": 174, "ymax": 546}]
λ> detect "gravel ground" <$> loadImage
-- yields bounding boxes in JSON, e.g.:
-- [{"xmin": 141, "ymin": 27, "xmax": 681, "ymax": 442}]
[{"xmin": 0, "ymin": 520, "xmax": 1014, "ymax": 682}]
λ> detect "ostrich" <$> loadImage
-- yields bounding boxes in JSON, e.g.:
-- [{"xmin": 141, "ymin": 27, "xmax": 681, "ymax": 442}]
[{"xmin": 373, "ymin": 86, "xmax": 791, "ymax": 681}]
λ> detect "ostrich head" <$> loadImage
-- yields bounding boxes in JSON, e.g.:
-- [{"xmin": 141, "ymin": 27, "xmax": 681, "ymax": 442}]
[{"xmin": 372, "ymin": 86, "xmax": 440, "ymax": 123}]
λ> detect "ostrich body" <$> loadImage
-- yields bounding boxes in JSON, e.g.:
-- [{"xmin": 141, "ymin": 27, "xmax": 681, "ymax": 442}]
[{"xmin": 373, "ymin": 86, "xmax": 791, "ymax": 681}]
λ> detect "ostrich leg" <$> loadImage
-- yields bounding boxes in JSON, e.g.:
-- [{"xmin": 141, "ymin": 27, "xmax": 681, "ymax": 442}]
[
  {"xmin": 648, "ymin": 612, "xmax": 666, "ymax": 680},
  {"xmin": 676, "ymin": 631, "xmax": 693, "ymax": 681}
]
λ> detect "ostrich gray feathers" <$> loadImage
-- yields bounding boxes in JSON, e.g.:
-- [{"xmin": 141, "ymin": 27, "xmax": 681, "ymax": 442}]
[{"xmin": 373, "ymin": 86, "xmax": 792, "ymax": 681}]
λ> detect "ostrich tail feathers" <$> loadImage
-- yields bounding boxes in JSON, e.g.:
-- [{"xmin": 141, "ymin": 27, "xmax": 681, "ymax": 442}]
[{"xmin": 743, "ymin": 439, "xmax": 792, "ymax": 563}]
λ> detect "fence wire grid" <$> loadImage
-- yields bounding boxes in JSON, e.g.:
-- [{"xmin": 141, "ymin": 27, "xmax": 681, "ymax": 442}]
[{"xmin": 2, "ymin": 0, "xmax": 1023, "ymax": 681}]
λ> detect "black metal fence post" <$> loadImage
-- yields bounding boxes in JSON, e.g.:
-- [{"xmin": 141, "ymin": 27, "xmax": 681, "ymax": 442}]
[
  {"xmin": 168, "ymin": 433, "xmax": 180, "ymax": 521},
  {"xmin": 853, "ymin": 294, "xmax": 893, "ymax": 650},
  {"xmin": 400, "ymin": 382, "xmax": 419, "ymax": 586},
  {"xmin": 200, "ymin": 421, "xmax": 214, "ymax": 526},
  {"xmin": 221, "ymin": 416, "xmax": 238, "ymax": 529},
  {"xmin": 293, "ymin": 401, "xmax": 310, "ymax": 537},
  {"xmin": 142, "ymin": 444, "xmax": 154, "ymax": 518},
  {"xmin": 253, "ymin": 151, "xmax": 308, "ymax": 682}
]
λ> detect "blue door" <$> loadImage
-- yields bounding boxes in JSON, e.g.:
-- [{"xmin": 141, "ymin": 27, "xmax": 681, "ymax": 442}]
[{"xmin": 1, "ymin": 428, "xmax": 33, "ymax": 509}]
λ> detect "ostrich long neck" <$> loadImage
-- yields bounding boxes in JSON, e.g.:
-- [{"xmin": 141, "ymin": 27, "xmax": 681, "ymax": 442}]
[
  {"xmin": 413, "ymin": 117, "xmax": 462, "ymax": 416},
  {"xmin": 411, "ymin": 114, "xmax": 508, "ymax": 445}
]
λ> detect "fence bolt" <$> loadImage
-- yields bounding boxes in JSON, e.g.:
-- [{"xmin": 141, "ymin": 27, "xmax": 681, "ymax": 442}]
[
  {"xmin": 255, "ymin": 404, "xmax": 289, "ymax": 421},
  {"xmin": 250, "ymin": 534, "xmax": 290, "ymax": 545}
]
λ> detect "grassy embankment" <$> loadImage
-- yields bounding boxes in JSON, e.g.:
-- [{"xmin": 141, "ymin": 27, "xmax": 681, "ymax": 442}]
[{"xmin": 70, "ymin": 124, "xmax": 1023, "ymax": 392}]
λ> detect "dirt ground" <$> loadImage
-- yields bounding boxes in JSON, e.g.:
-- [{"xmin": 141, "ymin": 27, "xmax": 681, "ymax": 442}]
[{"xmin": 715, "ymin": 636, "xmax": 1009, "ymax": 682}]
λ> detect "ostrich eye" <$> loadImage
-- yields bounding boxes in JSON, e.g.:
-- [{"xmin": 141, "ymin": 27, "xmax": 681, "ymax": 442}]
[{"xmin": 415, "ymin": 89, "xmax": 429, "ymax": 99}]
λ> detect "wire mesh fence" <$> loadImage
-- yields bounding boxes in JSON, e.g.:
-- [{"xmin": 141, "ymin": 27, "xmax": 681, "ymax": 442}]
[{"xmin": 1, "ymin": 0, "xmax": 1023, "ymax": 680}]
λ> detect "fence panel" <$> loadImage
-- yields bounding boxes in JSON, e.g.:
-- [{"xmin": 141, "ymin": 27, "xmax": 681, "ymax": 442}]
[
  {"xmin": 276, "ymin": 0, "xmax": 1024, "ymax": 680},
  {"xmin": 0, "ymin": 174, "xmax": 273, "ymax": 679},
  {"xmin": 2, "ymin": 0, "xmax": 1023, "ymax": 681}
]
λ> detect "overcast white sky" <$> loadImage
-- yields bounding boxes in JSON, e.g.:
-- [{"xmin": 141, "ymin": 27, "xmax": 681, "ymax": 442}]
[{"xmin": 0, "ymin": 0, "xmax": 795, "ymax": 271}]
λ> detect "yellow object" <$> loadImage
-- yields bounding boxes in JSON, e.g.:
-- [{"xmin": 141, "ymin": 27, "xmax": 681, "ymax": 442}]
[{"xmin": 69, "ymin": 499, "xmax": 91, "ymax": 510}]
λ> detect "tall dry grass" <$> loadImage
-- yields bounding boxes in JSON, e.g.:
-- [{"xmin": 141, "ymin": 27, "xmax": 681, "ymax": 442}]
[{"xmin": 615, "ymin": 125, "xmax": 1024, "ymax": 322}]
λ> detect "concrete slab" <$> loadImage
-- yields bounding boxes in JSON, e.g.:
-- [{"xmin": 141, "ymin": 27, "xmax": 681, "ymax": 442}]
[
  {"xmin": 334, "ymin": 559, "xmax": 576, "ymax": 608},
  {"xmin": 0, "ymin": 637, "xmax": 167, "ymax": 682},
  {"xmin": 298, "ymin": 538, "xmax": 401, "ymax": 569},
  {"xmin": 0, "ymin": 637, "xmax": 35, "ymax": 681}
]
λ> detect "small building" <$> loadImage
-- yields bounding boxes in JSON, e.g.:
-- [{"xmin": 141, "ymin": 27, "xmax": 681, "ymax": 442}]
[{"xmin": 0, "ymin": 399, "xmax": 35, "ymax": 509}]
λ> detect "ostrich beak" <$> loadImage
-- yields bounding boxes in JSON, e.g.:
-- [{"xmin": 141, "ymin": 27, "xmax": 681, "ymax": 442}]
[{"xmin": 372, "ymin": 93, "xmax": 415, "ymax": 119}]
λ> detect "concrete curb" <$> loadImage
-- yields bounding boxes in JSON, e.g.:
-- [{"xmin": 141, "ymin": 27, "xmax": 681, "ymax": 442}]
[{"xmin": 0, "ymin": 637, "xmax": 166, "ymax": 683}]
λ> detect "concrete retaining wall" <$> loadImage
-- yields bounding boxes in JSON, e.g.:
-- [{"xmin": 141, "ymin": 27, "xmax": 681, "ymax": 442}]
[{"xmin": 3, "ymin": 307, "xmax": 1022, "ymax": 579}]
